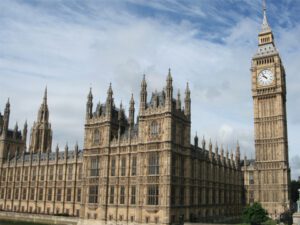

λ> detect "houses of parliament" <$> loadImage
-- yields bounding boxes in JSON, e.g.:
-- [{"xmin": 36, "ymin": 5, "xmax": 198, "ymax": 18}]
[{"xmin": 0, "ymin": 2, "xmax": 291, "ymax": 225}]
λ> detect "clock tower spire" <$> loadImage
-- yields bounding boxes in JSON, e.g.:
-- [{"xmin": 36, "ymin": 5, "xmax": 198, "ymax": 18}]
[{"xmin": 243, "ymin": 0, "xmax": 291, "ymax": 219}]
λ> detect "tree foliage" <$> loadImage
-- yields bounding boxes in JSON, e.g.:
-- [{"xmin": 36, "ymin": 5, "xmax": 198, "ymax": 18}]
[{"xmin": 242, "ymin": 202, "xmax": 268, "ymax": 225}]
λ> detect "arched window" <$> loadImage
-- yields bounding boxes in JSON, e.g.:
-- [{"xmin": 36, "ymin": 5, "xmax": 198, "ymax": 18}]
[
  {"xmin": 93, "ymin": 129, "xmax": 100, "ymax": 145},
  {"xmin": 150, "ymin": 121, "xmax": 159, "ymax": 136}
]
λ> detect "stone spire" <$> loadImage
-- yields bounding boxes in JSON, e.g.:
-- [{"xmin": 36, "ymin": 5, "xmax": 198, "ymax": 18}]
[
  {"xmin": 176, "ymin": 89, "xmax": 181, "ymax": 110},
  {"xmin": 209, "ymin": 140, "xmax": 213, "ymax": 161},
  {"xmin": 2, "ymin": 98, "xmax": 10, "ymax": 135},
  {"xmin": 194, "ymin": 133, "xmax": 198, "ymax": 148},
  {"xmin": 220, "ymin": 145, "xmax": 224, "ymax": 163},
  {"xmin": 140, "ymin": 75, "xmax": 147, "ymax": 112},
  {"xmin": 260, "ymin": 0, "xmax": 271, "ymax": 34},
  {"xmin": 86, "ymin": 87, "xmax": 93, "ymax": 120},
  {"xmin": 166, "ymin": 68, "xmax": 173, "ymax": 106},
  {"xmin": 184, "ymin": 82, "xmax": 191, "ymax": 119},
  {"xmin": 129, "ymin": 94, "xmax": 135, "ymax": 127},
  {"xmin": 201, "ymin": 136, "xmax": 206, "ymax": 150},
  {"xmin": 22, "ymin": 120, "xmax": 28, "ymax": 144},
  {"xmin": 37, "ymin": 87, "xmax": 49, "ymax": 123},
  {"xmin": 29, "ymin": 88, "xmax": 52, "ymax": 154},
  {"xmin": 236, "ymin": 140, "xmax": 241, "ymax": 161},
  {"xmin": 106, "ymin": 83, "xmax": 114, "ymax": 116},
  {"xmin": 214, "ymin": 142, "xmax": 219, "ymax": 161}
]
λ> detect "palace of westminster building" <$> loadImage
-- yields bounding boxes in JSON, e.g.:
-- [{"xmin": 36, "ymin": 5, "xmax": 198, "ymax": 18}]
[{"xmin": 0, "ymin": 3, "xmax": 291, "ymax": 225}]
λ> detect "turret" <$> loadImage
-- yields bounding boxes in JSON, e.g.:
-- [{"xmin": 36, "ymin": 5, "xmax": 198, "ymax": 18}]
[
  {"xmin": 194, "ymin": 133, "xmax": 198, "ymax": 148},
  {"xmin": 13, "ymin": 122, "xmax": 18, "ymax": 139},
  {"xmin": 29, "ymin": 88, "xmax": 52, "ymax": 153},
  {"xmin": 86, "ymin": 88, "xmax": 93, "ymax": 120},
  {"xmin": 209, "ymin": 140, "xmax": 213, "ymax": 161},
  {"xmin": 129, "ymin": 94, "xmax": 135, "ymax": 127},
  {"xmin": 106, "ymin": 83, "xmax": 114, "ymax": 116},
  {"xmin": 140, "ymin": 75, "xmax": 147, "ymax": 113},
  {"xmin": 22, "ymin": 120, "xmax": 27, "ymax": 143},
  {"xmin": 244, "ymin": 154, "xmax": 247, "ymax": 167},
  {"xmin": 201, "ymin": 136, "xmax": 206, "ymax": 150},
  {"xmin": 226, "ymin": 147, "xmax": 229, "ymax": 165},
  {"xmin": 220, "ymin": 145, "xmax": 224, "ymax": 164},
  {"xmin": 236, "ymin": 141, "xmax": 241, "ymax": 168},
  {"xmin": 2, "ymin": 98, "xmax": 10, "ymax": 136},
  {"xmin": 37, "ymin": 87, "xmax": 49, "ymax": 122},
  {"xmin": 75, "ymin": 142, "xmax": 79, "ymax": 154},
  {"xmin": 176, "ymin": 90, "xmax": 181, "ymax": 110},
  {"xmin": 166, "ymin": 69, "xmax": 173, "ymax": 108},
  {"xmin": 214, "ymin": 142, "xmax": 219, "ymax": 161},
  {"xmin": 184, "ymin": 83, "xmax": 191, "ymax": 119}
]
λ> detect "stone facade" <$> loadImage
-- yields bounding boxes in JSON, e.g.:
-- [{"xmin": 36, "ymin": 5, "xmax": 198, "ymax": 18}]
[
  {"xmin": 242, "ymin": 4, "xmax": 291, "ymax": 219},
  {"xmin": 0, "ymin": 71, "xmax": 243, "ymax": 225}
]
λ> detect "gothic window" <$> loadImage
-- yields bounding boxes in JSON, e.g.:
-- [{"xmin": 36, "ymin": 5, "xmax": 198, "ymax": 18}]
[
  {"xmin": 78, "ymin": 165, "xmax": 82, "ymax": 180},
  {"xmin": 131, "ymin": 186, "xmax": 136, "ymax": 205},
  {"xmin": 147, "ymin": 185, "xmax": 159, "ymax": 205},
  {"xmin": 77, "ymin": 188, "xmax": 81, "ymax": 202},
  {"xmin": 32, "ymin": 167, "xmax": 36, "ymax": 181},
  {"xmin": 68, "ymin": 165, "xmax": 73, "ymax": 180},
  {"xmin": 180, "ymin": 187, "xmax": 184, "ymax": 205},
  {"xmin": 148, "ymin": 152, "xmax": 159, "ymax": 175},
  {"xmin": 66, "ymin": 188, "xmax": 72, "ymax": 202},
  {"xmin": 16, "ymin": 168, "xmax": 20, "ymax": 181},
  {"xmin": 121, "ymin": 157, "xmax": 126, "ymax": 176},
  {"xmin": 47, "ymin": 188, "xmax": 52, "ymax": 201},
  {"xmin": 171, "ymin": 186, "xmax": 176, "ymax": 205},
  {"xmin": 38, "ymin": 188, "xmax": 43, "ymax": 201},
  {"xmin": 7, "ymin": 188, "xmax": 11, "ymax": 200},
  {"xmin": 22, "ymin": 188, "xmax": 27, "ymax": 200},
  {"xmin": 131, "ymin": 156, "xmax": 137, "ymax": 176},
  {"xmin": 171, "ymin": 155, "xmax": 177, "ymax": 176},
  {"xmin": 1, "ymin": 170, "xmax": 6, "ymax": 182},
  {"xmin": 109, "ymin": 186, "xmax": 114, "ymax": 204},
  {"xmin": 14, "ymin": 188, "xmax": 19, "ymax": 200},
  {"xmin": 111, "ymin": 157, "xmax": 116, "ymax": 176},
  {"xmin": 180, "ymin": 158, "xmax": 185, "ymax": 177},
  {"xmin": 150, "ymin": 121, "xmax": 159, "ymax": 136},
  {"xmin": 49, "ymin": 166, "xmax": 54, "ymax": 181},
  {"xmin": 249, "ymin": 172, "xmax": 254, "ymax": 184},
  {"xmin": 56, "ymin": 188, "xmax": 62, "ymax": 201},
  {"xmin": 1, "ymin": 188, "xmax": 5, "ymax": 199},
  {"xmin": 93, "ymin": 129, "xmax": 100, "ymax": 145},
  {"xmin": 88, "ymin": 186, "xmax": 98, "ymax": 204},
  {"xmin": 120, "ymin": 186, "xmax": 125, "ymax": 204},
  {"xmin": 40, "ymin": 166, "xmax": 45, "ymax": 181},
  {"xmin": 58, "ymin": 165, "xmax": 63, "ymax": 180},
  {"xmin": 190, "ymin": 187, "xmax": 194, "ymax": 205},
  {"xmin": 30, "ymin": 188, "xmax": 35, "ymax": 201}
]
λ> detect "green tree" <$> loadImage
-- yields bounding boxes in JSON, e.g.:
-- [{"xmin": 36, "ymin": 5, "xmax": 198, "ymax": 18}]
[{"xmin": 242, "ymin": 202, "xmax": 268, "ymax": 225}]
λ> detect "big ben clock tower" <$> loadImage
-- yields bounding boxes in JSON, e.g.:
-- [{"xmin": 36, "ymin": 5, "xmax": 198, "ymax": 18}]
[{"xmin": 248, "ymin": 1, "xmax": 291, "ymax": 217}]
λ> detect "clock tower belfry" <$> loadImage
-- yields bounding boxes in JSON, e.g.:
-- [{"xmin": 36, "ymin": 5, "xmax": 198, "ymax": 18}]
[{"xmin": 246, "ymin": 1, "xmax": 291, "ymax": 218}]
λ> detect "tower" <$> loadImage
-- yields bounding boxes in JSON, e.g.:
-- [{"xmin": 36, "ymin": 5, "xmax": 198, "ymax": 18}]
[
  {"xmin": 29, "ymin": 87, "xmax": 53, "ymax": 153},
  {"xmin": 250, "ymin": 1, "xmax": 290, "ymax": 217}
]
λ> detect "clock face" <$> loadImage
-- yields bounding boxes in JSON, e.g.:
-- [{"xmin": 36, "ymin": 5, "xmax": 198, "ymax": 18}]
[{"xmin": 258, "ymin": 69, "xmax": 274, "ymax": 86}]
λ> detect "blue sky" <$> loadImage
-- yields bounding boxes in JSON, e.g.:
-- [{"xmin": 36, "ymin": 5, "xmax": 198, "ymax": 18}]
[{"xmin": 0, "ymin": 0, "xmax": 300, "ymax": 178}]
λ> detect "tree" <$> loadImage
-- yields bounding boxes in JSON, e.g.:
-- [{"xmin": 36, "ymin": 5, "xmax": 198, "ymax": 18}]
[
  {"xmin": 242, "ymin": 202, "xmax": 268, "ymax": 225},
  {"xmin": 291, "ymin": 180, "xmax": 300, "ymax": 205}
]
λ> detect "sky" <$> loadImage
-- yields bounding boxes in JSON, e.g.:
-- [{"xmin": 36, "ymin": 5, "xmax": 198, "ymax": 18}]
[{"xmin": 0, "ymin": 0, "xmax": 299, "ymax": 179}]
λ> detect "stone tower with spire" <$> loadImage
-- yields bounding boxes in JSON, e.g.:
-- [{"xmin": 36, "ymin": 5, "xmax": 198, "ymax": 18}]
[
  {"xmin": 0, "ymin": 99, "xmax": 27, "ymax": 164},
  {"xmin": 29, "ymin": 88, "xmax": 53, "ymax": 153},
  {"xmin": 243, "ymin": 0, "xmax": 291, "ymax": 218}
]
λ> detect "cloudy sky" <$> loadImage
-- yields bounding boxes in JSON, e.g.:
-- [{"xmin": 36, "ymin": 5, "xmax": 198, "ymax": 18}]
[{"xmin": 0, "ymin": 0, "xmax": 299, "ymax": 178}]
